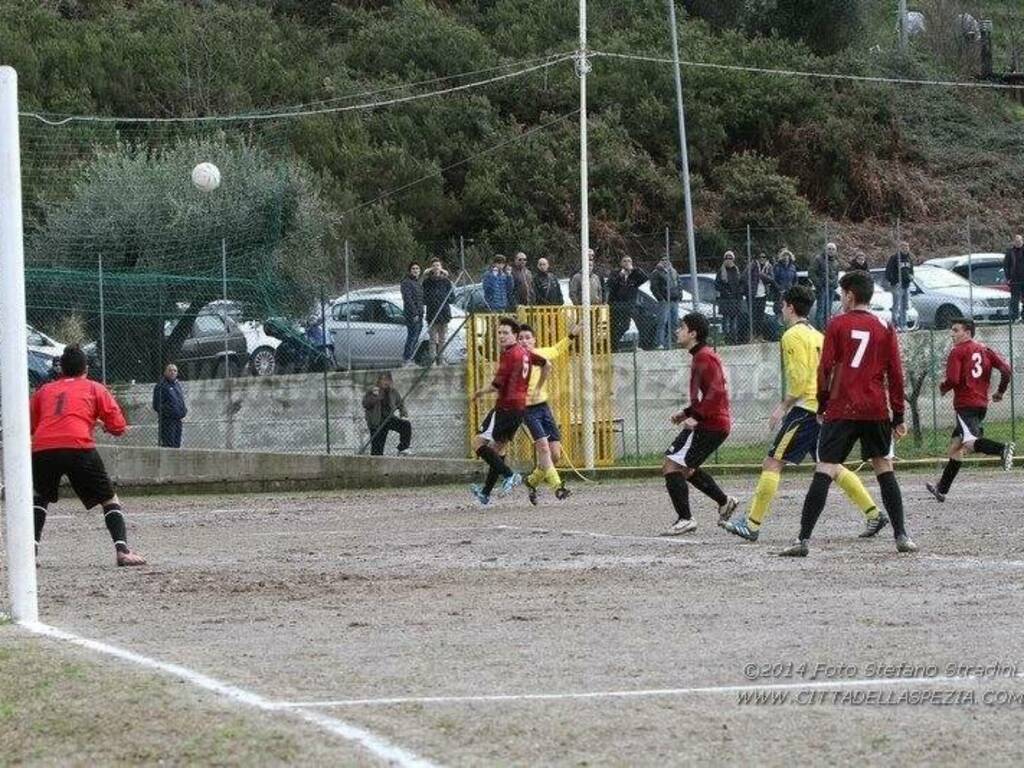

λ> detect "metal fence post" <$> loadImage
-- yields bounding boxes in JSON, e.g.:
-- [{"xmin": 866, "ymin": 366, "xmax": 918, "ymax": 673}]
[
  {"xmin": 98, "ymin": 251, "xmax": 107, "ymax": 384},
  {"xmin": 632, "ymin": 343, "xmax": 640, "ymax": 457},
  {"xmin": 929, "ymin": 329, "xmax": 938, "ymax": 456},
  {"xmin": 1010, "ymin": 319, "xmax": 1017, "ymax": 444},
  {"xmin": 321, "ymin": 284, "xmax": 331, "ymax": 455},
  {"xmin": 746, "ymin": 224, "xmax": 754, "ymax": 342},
  {"xmin": 344, "ymin": 239, "xmax": 352, "ymax": 372},
  {"xmin": 965, "ymin": 217, "xmax": 974, "ymax": 319}
]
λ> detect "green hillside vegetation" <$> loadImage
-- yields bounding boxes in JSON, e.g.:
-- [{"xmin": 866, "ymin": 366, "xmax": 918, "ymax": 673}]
[{"xmin": 3, "ymin": 0, "xmax": 1022, "ymax": 287}]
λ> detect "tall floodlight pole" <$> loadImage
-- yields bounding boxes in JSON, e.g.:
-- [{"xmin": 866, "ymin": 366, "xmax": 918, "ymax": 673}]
[
  {"xmin": 899, "ymin": 0, "xmax": 909, "ymax": 52},
  {"xmin": 667, "ymin": 0, "xmax": 700, "ymax": 309},
  {"xmin": 578, "ymin": 0, "xmax": 595, "ymax": 470},
  {"xmin": 0, "ymin": 67, "xmax": 39, "ymax": 623}
]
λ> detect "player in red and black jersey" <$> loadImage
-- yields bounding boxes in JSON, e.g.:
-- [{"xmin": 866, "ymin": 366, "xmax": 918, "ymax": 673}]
[
  {"xmin": 781, "ymin": 270, "xmax": 918, "ymax": 556},
  {"xmin": 926, "ymin": 319, "xmax": 1014, "ymax": 502},
  {"xmin": 30, "ymin": 345, "xmax": 146, "ymax": 566},
  {"xmin": 470, "ymin": 317, "xmax": 550, "ymax": 505},
  {"xmin": 661, "ymin": 312, "xmax": 738, "ymax": 535}
]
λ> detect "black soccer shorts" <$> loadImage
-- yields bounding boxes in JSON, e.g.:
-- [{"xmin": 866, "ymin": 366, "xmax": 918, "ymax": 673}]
[
  {"xmin": 816, "ymin": 420, "xmax": 894, "ymax": 464},
  {"xmin": 767, "ymin": 407, "xmax": 820, "ymax": 465},
  {"xmin": 665, "ymin": 428, "xmax": 728, "ymax": 469},
  {"xmin": 32, "ymin": 448, "xmax": 116, "ymax": 509},
  {"xmin": 952, "ymin": 407, "xmax": 987, "ymax": 442},
  {"xmin": 523, "ymin": 403, "xmax": 562, "ymax": 443},
  {"xmin": 477, "ymin": 407, "xmax": 524, "ymax": 444}
]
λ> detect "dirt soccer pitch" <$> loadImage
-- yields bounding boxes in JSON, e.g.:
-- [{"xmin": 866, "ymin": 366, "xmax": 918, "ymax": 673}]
[{"xmin": 4, "ymin": 467, "xmax": 1024, "ymax": 766}]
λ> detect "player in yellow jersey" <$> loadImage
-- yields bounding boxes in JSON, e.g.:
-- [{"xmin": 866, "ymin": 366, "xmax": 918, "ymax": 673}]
[
  {"xmin": 517, "ymin": 322, "xmax": 579, "ymax": 505},
  {"xmin": 721, "ymin": 285, "xmax": 887, "ymax": 541}
]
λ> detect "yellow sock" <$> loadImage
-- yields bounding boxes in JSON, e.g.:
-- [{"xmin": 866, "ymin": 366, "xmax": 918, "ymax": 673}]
[
  {"xmin": 835, "ymin": 467, "xmax": 879, "ymax": 520},
  {"xmin": 527, "ymin": 468, "xmax": 545, "ymax": 488},
  {"xmin": 747, "ymin": 470, "xmax": 780, "ymax": 530},
  {"xmin": 543, "ymin": 466, "xmax": 562, "ymax": 490}
]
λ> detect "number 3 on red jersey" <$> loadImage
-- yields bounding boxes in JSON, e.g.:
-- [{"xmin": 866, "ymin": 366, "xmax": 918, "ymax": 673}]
[{"xmin": 971, "ymin": 352, "xmax": 983, "ymax": 379}]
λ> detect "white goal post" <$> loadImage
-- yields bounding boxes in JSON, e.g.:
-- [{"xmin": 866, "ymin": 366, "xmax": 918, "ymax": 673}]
[{"xmin": 1, "ymin": 66, "xmax": 39, "ymax": 623}]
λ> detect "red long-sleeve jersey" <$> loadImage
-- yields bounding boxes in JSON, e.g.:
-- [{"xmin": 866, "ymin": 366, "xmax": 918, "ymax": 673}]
[
  {"xmin": 683, "ymin": 344, "xmax": 731, "ymax": 433},
  {"xmin": 492, "ymin": 344, "xmax": 547, "ymax": 412},
  {"xmin": 939, "ymin": 339, "xmax": 1011, "ymax": 410},
  {"xmin": 30, "ymin": 376, "xmax": 127, "ymax": 452},
  {"xmin": 818, "ymin": 310, "xmax": 905, "ymax": 424}
]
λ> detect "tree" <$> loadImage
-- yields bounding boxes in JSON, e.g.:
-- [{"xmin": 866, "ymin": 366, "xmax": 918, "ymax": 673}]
[
  {"xmin": 899, "ymin": 331, "xmax": 948, "ymax": 446},
  {"xmin": 27, "ymin": 137, "xmax": 332, "ymax": 381}
]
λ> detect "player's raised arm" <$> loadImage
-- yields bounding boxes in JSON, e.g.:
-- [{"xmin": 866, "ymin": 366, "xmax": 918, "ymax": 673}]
[
  {"xmin": 815, "ymin": 322, "xmax": 839, "ymax": 415},
  {"xmin": 96, "ymin": 383, "xmax": 128, "ymax": 436},
  {"xmin": 939, "ymin": 344, "xmax": 961, "ymax": 396},
  {"xmin": 989, "ymin": 346, "xmax": 1012, "ymax": 401},
  {"xmin": 528, "ymin": 350, "xmax": 551, "ymax": 392},
  {"xmin": 886, "ymin": 325, "xmax": 906, "ymax": 426}
]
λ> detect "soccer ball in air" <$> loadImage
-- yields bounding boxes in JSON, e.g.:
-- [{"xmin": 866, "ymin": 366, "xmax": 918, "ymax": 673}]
[{"xmin": 191, "ymin": 162, "xmax": 221, "ymax": 192}]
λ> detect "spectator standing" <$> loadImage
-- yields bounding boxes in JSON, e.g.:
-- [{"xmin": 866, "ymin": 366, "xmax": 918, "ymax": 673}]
[
  {"xmin": 715, "ymin": 251, "xmax": 744, "ymax": 343},
  {"xmin": 533, "ymin": 258, "xmax": 563, "ymax": 306},
  {"xmin": 745, "ymin": 252, "xmax": 775, "ymax": 339},
  {"xmin": 482, "ymin": 255, "xmax": 514, "ymax": 311},
  {"xmin": 849, "ymin": 251, "xmax": 871, "ymax": 272},
  {"xmin": 422, "ymin": 258, "xmax": 455, "ymax": 365},
  {"xmin": 650, "ymin": 254, "xmax": 681, "ymax": 349},
  {"xmin": 885, "ymin": 241, "xmax": 915, "ymax": 331},
  {"xmin": 152, "ymin": 363, "xmax": 187, "ymax": 448},
  {"xmin": 809, "ymin": 242, "xmax": 840, "ymax": 330},
  {"xmin": 511, "ymin": 252, "xmax": 535, "ymax": 307},
  {"xmin": 400, "ymin": 262, "xmax": 424, "ymax": 366},
  {"xmin": 607, "ymin": 256, "xmax": 649, "ymax": 350},
  {"xmin": 1005, "ymin": 234, "xmax": 1024, "ymax": 323},
  {"xmin": 570, "ymin": 249, "xmax": 605, "ymax": 306},
  {"xmin": 773, "ymin": 249, "xmax": 798, "ymax": 315},
  {"xmin": 363, "ymin": 372, "xmax": 412, "ymax": 456}
]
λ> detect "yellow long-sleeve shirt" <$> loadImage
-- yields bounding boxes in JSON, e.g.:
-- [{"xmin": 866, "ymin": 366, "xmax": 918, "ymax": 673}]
[
  {"xmin": 781, "ymin": 320, "xmax": 822, "ymax": 412},
  {"xmin": 527, "ymin": 336, "xmax": 571, "ymax": 406}
]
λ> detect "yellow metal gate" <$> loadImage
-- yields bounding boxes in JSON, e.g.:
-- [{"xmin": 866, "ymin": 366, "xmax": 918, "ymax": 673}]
[{"xmin": 466, "ymin": 306, "xmax": 614, "ymax": 467}]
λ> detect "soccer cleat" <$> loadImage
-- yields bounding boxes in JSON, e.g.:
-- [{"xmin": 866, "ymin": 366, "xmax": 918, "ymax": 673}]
[
  {"xmin": 1002, "ymin": 442, "xmax": 1015, "ymax": 472},
  {"xmin": 778, "ymin": 539, "xmax": 809, "ymax": 557},
  {"xmin": 858, "ymin": 511, "xmax": 890, "ymax": 538},
  {"xmin": 924, "ymin": 482, "xmax": 946, "ymax": 503},
  {"xmin": 470, "ymin": 484, "xmax": 490, "ymax": 506},
  {"xmin": 116, "ymin": 550, "xmax": 147, "ymax": 567},
  {"xmin": 554, "ymin": 485, "xmax": 572, "ymax": 501},
  {"xmin": 895, "ymin": 535, "xmax": 918, "ymax": 554},
  {"xmin": 500, "ymin": 472, "xmax": 523, "ymax": 496},
  {"xmin": 661, "ymin": 518, "xmax": 697, "ymax": 536},
  {"xmin": 524, "ymin": 477, "xmax": 539, "ymax": 506},
  {"xmin": 717, "ymin": 496, "xmax": 739, "ymax": 523},
  {"xmin": 722, "ymin": 518, "xmax": 759, "ymax": 542},
  {"xmin": 397, "ymin": 449, "xmax": 413, "ymax": 457}
]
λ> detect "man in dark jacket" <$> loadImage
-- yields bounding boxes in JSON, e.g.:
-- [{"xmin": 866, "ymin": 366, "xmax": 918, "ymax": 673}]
[
  {"xmin": 650, "ymin": 254, "xmax": 680, "ymax": 349},
  {"xmin": 809, "ymin": 242, "xmax": 840, "ymax": 330},
  {"xmin": 885, "ymin": 241, "xmax": 915, "ymax": 330},
  {"xmin": 715, "ymin": 251, "xmax": 744, "ymax": 343},
  {"xmin": 363, "ymin": 372, "xmax": 412, "ymax": 456},
  {"xmin": 400, "ymin": 262, "xmax": 424, "ymax": 366},
  {"xmin": 152, "ymin": 363, "xmax": 187, "ymax": 448},
  {"xmin": 422, "ymin": 258, "xmax": 455, "ymax": 365},
  {"xmin": 1005, "ymin": 234, "xmax": 1024, "ymax": 323},
  {"xmin": 533, "ymin": 257, "xmax": 564, "ymax": 306},
  {"xmin": 482, "ymin": 255, "xmax": 514, "ymax": 311},
  {"xmin": 511, "ymin": 252, "xmax": 535, "ymax": 307},
  {"xmin": 606, "ymin": 255, "xmax": 649, "ymax": 350},
  {"xmin": 745, "ymin": 252, "xmax": 776, "ymax": 339}
]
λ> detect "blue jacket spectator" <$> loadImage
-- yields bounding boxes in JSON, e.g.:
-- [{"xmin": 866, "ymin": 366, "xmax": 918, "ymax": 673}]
[
  {"xmin": 773, "ymin": 250, "xmax": 798, "ymax": 294},
  {"xmin": 482, "ymin": 255, "xmax": 514, "ymax": 311},
  {"xmin": 152, "ymin": 364, "xmax": 187, "ymax": 448}
]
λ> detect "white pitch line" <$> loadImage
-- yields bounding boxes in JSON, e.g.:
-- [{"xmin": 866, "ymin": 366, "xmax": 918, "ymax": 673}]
[
  {"xmin": 20, "ymin": 621, "xmax": 438, "ymax": 768},
  {"xmin": 278, "ymin": 673, "xmax": 1021, "ymax": 709},
  {"xmin": 491, "ymin": 524, "xmax": 698, "ymax": 545}
]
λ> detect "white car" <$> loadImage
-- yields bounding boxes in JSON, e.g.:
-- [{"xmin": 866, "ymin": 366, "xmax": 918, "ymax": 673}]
[
  {"xmin": 200, "ymin": 300, "xmax": 280, "ymax": 376},
  {"xmin": 870, "ymin": 265, "xmax": 1009, "ymax": 328},
  {"xmin": 796, "ymin": 270, "xmax": 920, "ymax": 330},
  {"xmin": 924, "ymin": 254, "xmax": 1009, "ymax": 293},
  {"xmin": 324, "ymin": 288, "xmax": 467, "ymax": 369},
  {"xmin": 26, "ymin": 325, "xmax": 65, "ymax": 357}
]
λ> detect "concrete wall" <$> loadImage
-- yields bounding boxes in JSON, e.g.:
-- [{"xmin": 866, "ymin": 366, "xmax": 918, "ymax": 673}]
[{"xmin": 94, "ymin": 325, "xmax": 1024, "ymax": 461}]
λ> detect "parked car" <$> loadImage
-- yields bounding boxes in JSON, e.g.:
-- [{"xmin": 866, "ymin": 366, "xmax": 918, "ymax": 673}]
[
  {"xmin": 924, "ymin": 254, "xmax": 1008, "ymax": 292},
  {"xmin": 796, "ymin": 271, "xmax": 920, "ymax": 330},
  {"xmin": 164, "ymin": 313, "xmax": 249, "ymax": 379},
  {"xmin": 200, "ymin": 300, "xmax": 281, "ymax": 377},
  {"xmin": 26, "ymin": 324, "xmax": 65, "ymax": 357},
  {"xmin": 324, "ymin": 290, "xmax": 468, "ymax": 370},
  {"xmin": 869, "ymin": 265, "xmax": 1010, "ymax": 328},
  {"xmin": 27, "ymin": 348, "xmax": 59, "ymax": 389}
]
